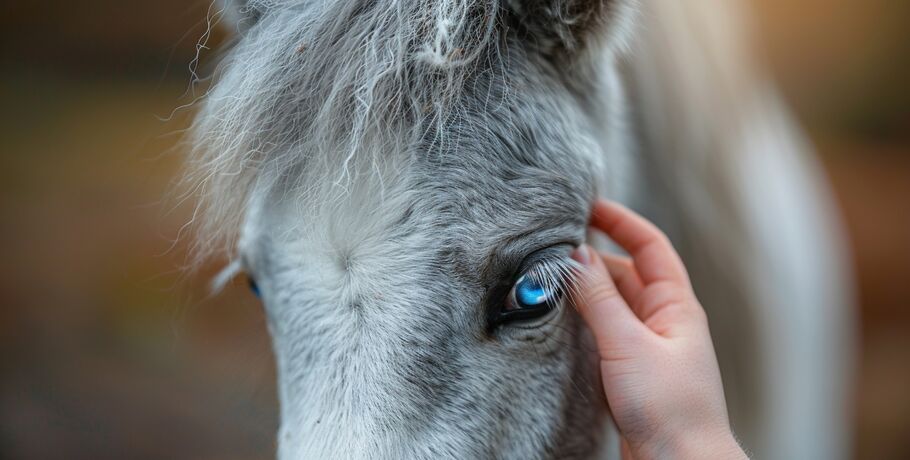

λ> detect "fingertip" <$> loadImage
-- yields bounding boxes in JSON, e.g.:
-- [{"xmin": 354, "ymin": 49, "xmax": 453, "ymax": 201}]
[
  {"xmin": 590, "ymin": 198, "xmax": 624, "ymax": 221},
  {"xmin": 570, "ymin": 244, "xmax": 592, "ymax": 266},
  {"xmin": 571, "ymin": 244, "xmax": 609, "ymax": 278}
]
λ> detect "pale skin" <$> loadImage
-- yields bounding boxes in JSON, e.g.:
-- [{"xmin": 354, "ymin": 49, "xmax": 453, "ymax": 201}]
[{"xmin": 571, "ymin": 200, "xmax": 749, "ymax": 460}]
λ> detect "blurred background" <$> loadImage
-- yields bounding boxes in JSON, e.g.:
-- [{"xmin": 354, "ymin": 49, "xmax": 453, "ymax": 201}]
[{"xmin": 0, "ymin": 1, "xmax": 907, "ymax": 459}]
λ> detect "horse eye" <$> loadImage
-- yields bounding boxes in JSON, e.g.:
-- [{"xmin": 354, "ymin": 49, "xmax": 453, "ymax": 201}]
[
  {"xmin": 248, "ymin": 277, "xmax": 261, "ymax": 298},
  {"xmin": 495, "ymin": 272, "xmax": 562, "ymax": 325},
  {"xmin": 506, "ymin": 274, "xmax": 555, "ymax": 311}
]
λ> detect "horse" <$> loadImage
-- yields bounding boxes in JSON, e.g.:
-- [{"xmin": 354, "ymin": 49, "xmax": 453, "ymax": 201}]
[{"xmin": 184, "ymin": 1, "xmax": 855, "ymax": 458}]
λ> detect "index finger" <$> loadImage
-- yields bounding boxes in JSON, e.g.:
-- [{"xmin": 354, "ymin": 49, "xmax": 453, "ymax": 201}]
[{"xmin": 589, "ymin": 199, "xmax": 690, "ymax": 285}]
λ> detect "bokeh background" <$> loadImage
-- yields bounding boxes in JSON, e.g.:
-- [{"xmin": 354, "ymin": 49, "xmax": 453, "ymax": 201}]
[{"xmin": 1, "ymin": 1, "xmax": 907, "ymax": 458}]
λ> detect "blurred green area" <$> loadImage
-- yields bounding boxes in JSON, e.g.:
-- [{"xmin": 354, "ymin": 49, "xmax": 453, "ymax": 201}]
[{"xmin": 0, "ymin": 1, "xmax": 908, "ymax": 459}]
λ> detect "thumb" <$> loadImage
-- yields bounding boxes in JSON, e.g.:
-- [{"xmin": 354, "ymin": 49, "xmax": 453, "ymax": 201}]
[{"xmin": 571, "ymin": 244, "xmax": 648, "ymax": 351}]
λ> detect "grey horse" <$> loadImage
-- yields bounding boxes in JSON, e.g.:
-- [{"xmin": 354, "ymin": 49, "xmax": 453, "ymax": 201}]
[{"xmin": 184, "ymin": 1, "xmax": 854, "ymax": 458}]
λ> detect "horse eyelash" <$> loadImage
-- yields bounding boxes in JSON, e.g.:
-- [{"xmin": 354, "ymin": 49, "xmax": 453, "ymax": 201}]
[{"xmin": 524, "ymin": 256, "xmax": 582, "ymax": 306}]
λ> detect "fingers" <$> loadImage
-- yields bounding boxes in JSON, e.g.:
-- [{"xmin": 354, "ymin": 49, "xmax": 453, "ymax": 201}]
[
  {"xmin": 571, "ymin": 245, "xmax": 648, "ymax": 350},
  {"xmin": 601, "ymin": 253, "xmax": 644, "ymax": 303},
  {"xmin": 590, "ymin": 199, "xmax": 690, "ymax": 285}
]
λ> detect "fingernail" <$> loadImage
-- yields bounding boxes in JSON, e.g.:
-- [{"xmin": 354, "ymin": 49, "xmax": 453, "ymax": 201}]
[{"xmin": 571, "ymin": 244, "xmax": 591, "ymax": 265}]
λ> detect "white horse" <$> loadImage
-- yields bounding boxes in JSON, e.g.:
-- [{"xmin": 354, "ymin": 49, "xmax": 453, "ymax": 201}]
[{"xmin": 185, "ymin": 1, "xmax": 854, "ymax": 458}]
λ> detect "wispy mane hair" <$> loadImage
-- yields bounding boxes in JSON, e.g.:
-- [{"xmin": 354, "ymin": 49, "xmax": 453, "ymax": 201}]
[{"xmin": 185, "ymin": 0, "xmax": 508, "ymax": 265}]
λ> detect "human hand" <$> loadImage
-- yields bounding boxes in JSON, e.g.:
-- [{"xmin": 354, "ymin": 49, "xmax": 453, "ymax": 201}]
[{"xmin": 571, "ymin": 200, "xmax": 747, "ymax": 460}]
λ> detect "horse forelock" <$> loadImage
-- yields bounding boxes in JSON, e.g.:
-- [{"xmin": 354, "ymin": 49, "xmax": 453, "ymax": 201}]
[
  {"xmin": 185, "ymin": 1, "xmax": 513, "ymax": 265},
  {"xmin": 184, "ymin": 0, "xmax": 640, "ymax": 268}
]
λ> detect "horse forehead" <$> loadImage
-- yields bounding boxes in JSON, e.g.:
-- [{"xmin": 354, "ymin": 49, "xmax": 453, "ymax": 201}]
[{"xmin": 248, "ymin": 147, "xmax": 587, "ymax": 282}]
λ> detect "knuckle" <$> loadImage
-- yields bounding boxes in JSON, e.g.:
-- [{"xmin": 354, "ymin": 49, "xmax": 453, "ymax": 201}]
[
  {"xmin": 586, "ymin": 282, "xmax": 623, "ymax": 305},
  {"xmin": 691, "ymin": 301, "xmax": 710, "ymax": 323},
  {"xmin": 618, "ymin": 258, "xmax": 636, "ymax": 271}
]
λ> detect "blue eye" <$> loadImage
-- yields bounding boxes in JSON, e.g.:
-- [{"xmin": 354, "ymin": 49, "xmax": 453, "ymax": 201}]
[
  {"xmin": 506, "ymin": 274, "xmax": 558, "ymax": 312},
  {"xmin": 488, "ymin": 247, "xmax": 576, "ymax": 329},
  {"xmin": 248, "ymin": 278, "xmax": 261, "ymax": 298}
]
